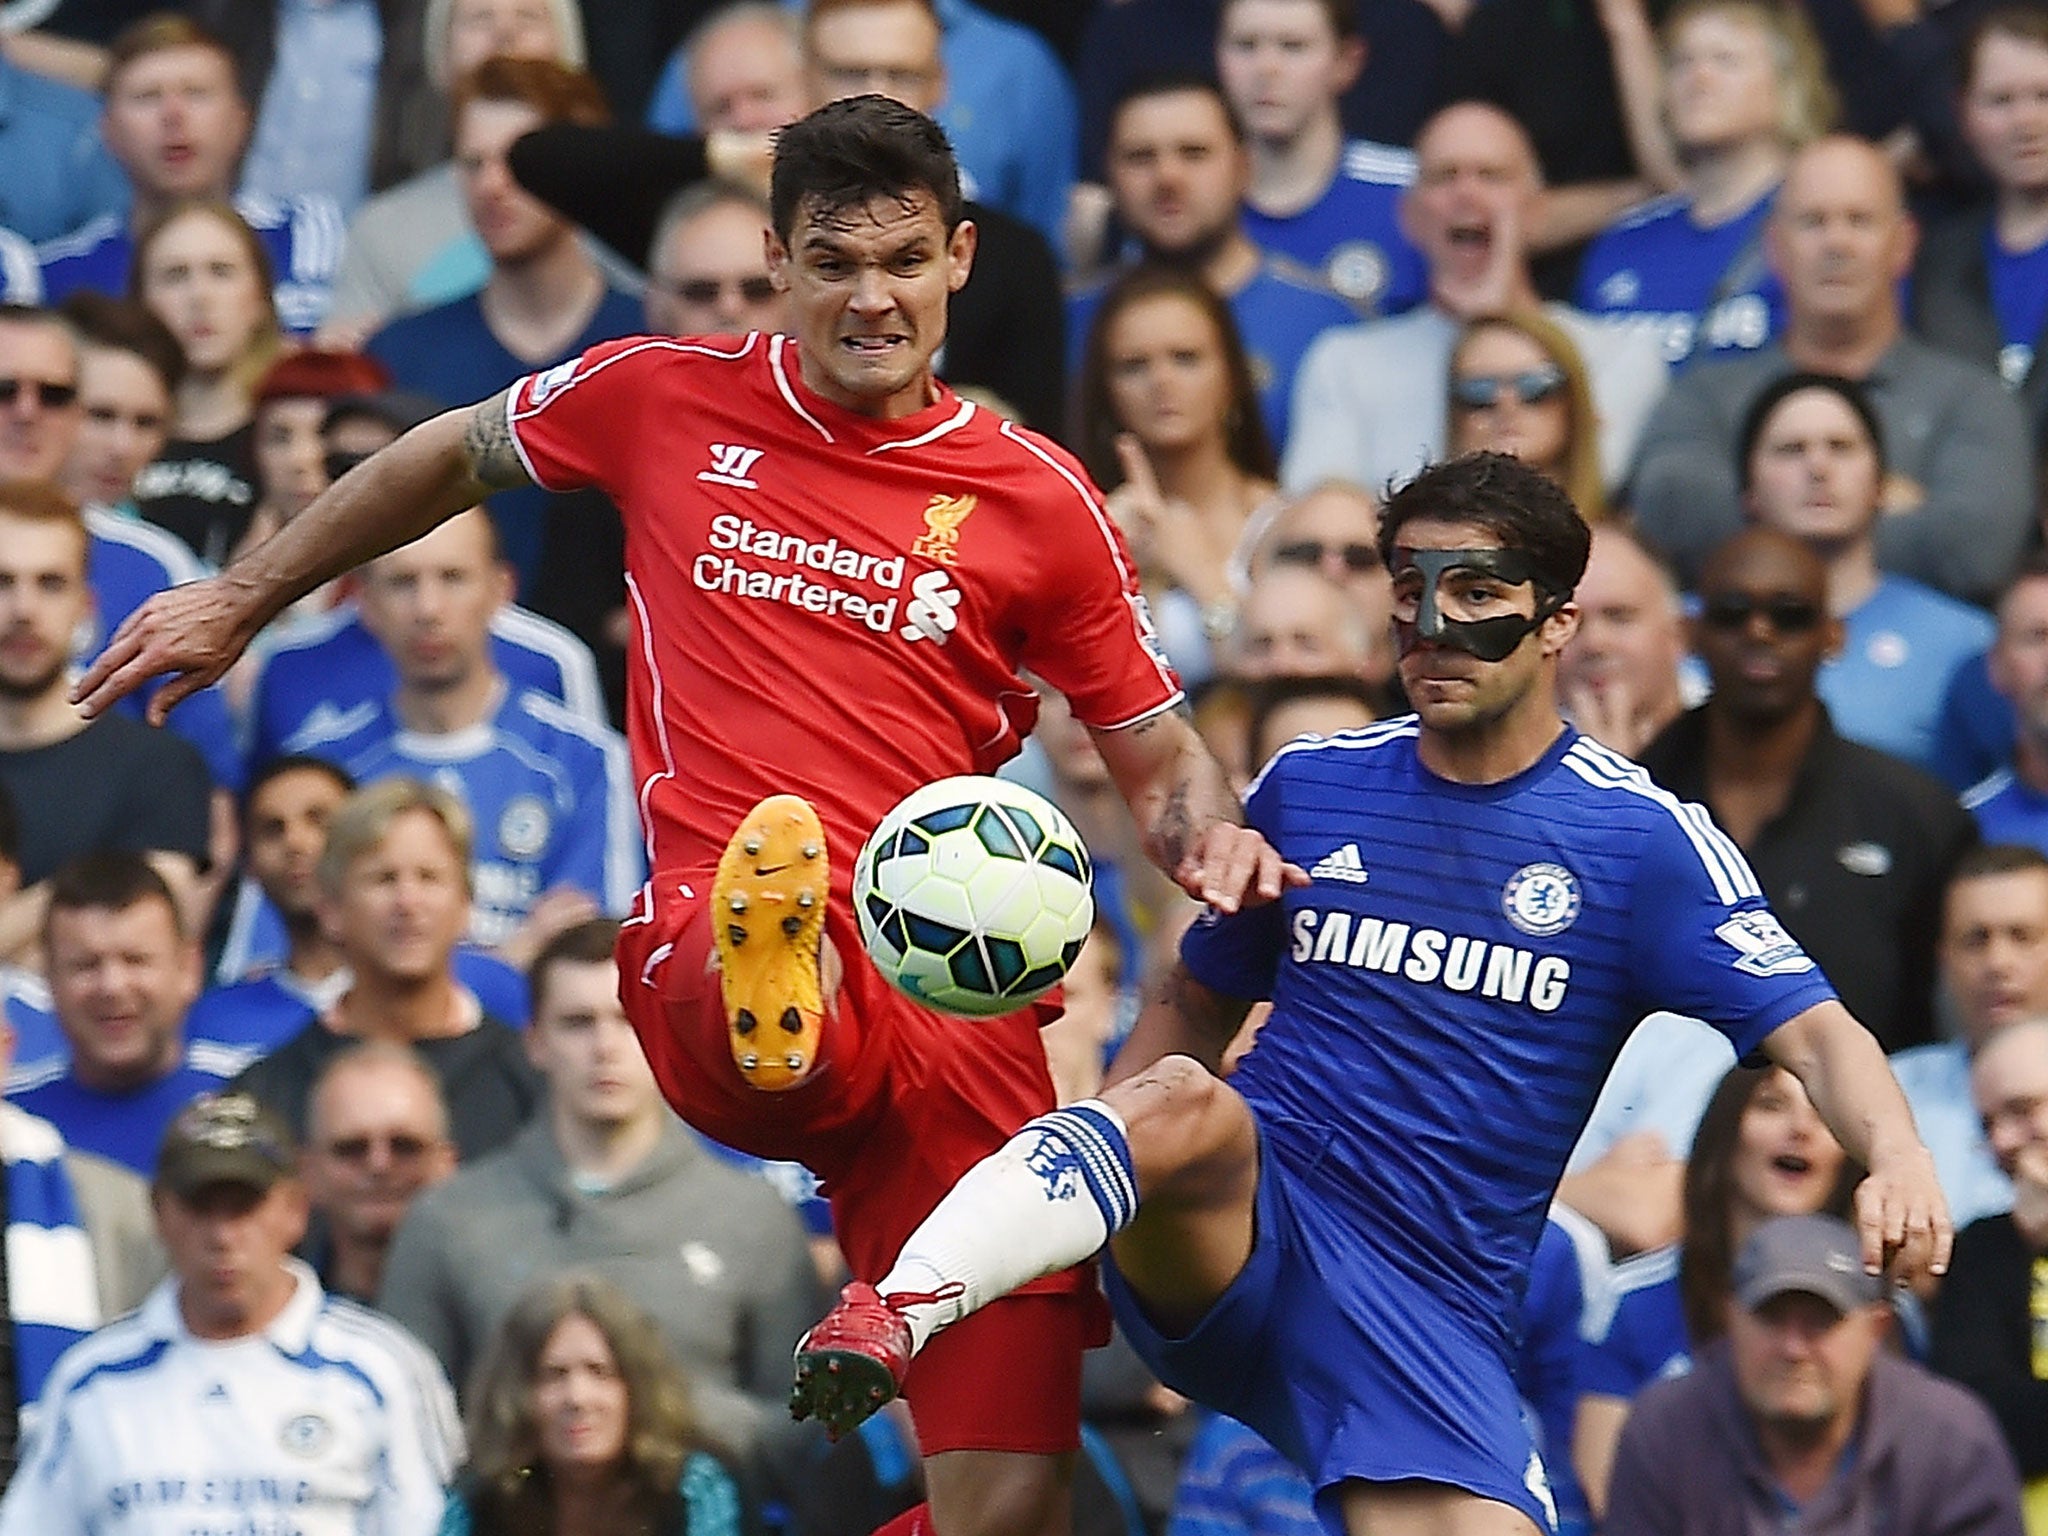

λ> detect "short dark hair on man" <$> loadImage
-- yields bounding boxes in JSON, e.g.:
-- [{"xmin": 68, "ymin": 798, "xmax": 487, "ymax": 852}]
[
  {"xmin": 1949, "ymin": 842, "xmax": 2048, "ymax": 888},
  {"xmin": 1246, "ymin": 675, "xmax": 1378, "ymax": 765},
  {"xmin": 58, "ymin": 291, "xmax": 188, "ymax": 397},
  {"xmin": 770, "ymin": 94, "xmax": 963, "ymax": 244},
  {"xmin": 529, "ymin": 917, "xmax": 623, "ymax": 1018},
  {"xmin": 1221, "ymin": 0, "xmax": 1360, "ymax": 38},
  {"xmin": 1735, "ymin": 371, "xmax": 1886, "ymax": 488},
  {"xmin": 1109, "ymin": 70, "xmax": 1247, "ymax": 147},
  {"xmin": 244, "ymin": 755, "xmax": 356, "ymax": 824},
  {"xmin": 46, "ymin": 850, "xmax": 183, "ymax": 941},
  {"xmin": 1376, "ymin": 452, "xmax": 1591, "ymax": 597}
]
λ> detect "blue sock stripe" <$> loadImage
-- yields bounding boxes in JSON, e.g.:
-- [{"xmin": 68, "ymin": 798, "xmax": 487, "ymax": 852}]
[{"xmin": 1026, "ymin": 1106, "xmax": 1138, "ymax": 1230}]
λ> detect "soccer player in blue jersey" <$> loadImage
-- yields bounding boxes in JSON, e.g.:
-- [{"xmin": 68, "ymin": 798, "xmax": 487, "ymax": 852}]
[{"xmin": 792, "ymin": 451, "xmax": 1951, "ymax": 1535}]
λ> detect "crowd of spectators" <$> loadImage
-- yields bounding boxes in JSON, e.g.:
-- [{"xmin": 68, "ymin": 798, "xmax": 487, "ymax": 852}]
[{"xmin": 1, "ymin": 0, "xmax": 2047, "ymax": 1528}]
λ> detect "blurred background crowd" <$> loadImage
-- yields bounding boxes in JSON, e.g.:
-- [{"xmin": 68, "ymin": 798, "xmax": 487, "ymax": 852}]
[{"xmin": 1, "ymin": 0, "xmax": 2047, "ymax": 1529}]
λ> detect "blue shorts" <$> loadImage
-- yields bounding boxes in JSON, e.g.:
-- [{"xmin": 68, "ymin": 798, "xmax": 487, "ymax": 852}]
[{"xmin": 1103, "ymin": 1126, "xmax": 1558, "ymax": 1533}]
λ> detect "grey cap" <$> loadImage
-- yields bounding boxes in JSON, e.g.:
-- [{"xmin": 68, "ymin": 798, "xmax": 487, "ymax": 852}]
[{"xmin": 1733, "ymin": 1213, "xmax": 1884, "ymax": 1316}]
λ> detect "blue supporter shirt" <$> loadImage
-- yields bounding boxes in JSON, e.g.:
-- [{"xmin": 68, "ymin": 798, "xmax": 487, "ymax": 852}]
[
  {"xmin": 85, "ymin": 508, "xmax": 246, "ymax": 791},
  {"xmin": 244, "ymin": 600, "xmax": 606, "ymax": 769},
  {"xmin": 1934, "ymin": 650, "xmax": 2014, "ymax": 792},
  {"xmin": 1963, "ymin": 767, "xmax": 2048, "ymax": 853},
  {"xmin": 12, "ymin": 1050, "xmax": 239, "ymax": 1177},
  {"xmin": 2, "ymin": 970, "xmax": 63, "ymax": 1093},
  {"xmin": 37, "ymin": 193, "xmax": 345, "ymax": 336},
  {"xmin": 1575, "ymin": 190, "xmax": 1782, "ymax": 365},
  {"xmin": 1986, "ymin": 225, "xmax": 2048, "ymax": 387},
  {"xmin": 1819, "ymin": 574, "xmax": 1994, "ymax": 774},
  {"xmin": 284, "ymin": 688, "xmax": 641, "ymax": 949},
  {"xmin": 1181, "ymin": 720, "xmax": 1836, "ymax": 1338},
  {"xmin": 1518, "ymin": 1217, "xmax": 1600, "ymax": 1533},
  {"xmin": 1241, "ymin": 140, "xmax": 1426, "ymax": 318},
  {"xmin": 365, "ymin": 288, "xmax": 643, "ymax": 585},
  {"xmin": 1067, "ymin": 257, "xmax": 1357, "ymax": 453},
  {"xmin": 0, "ymin": 55, "xmax": 126, "ymax": 245},
  {"xmin": 1579, "ymin": 1247, "xmax": 1689, "ymax": 1399}
]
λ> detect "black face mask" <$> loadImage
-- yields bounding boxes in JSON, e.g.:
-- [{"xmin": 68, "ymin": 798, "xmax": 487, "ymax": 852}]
[{"xmin": 1389, "ymin": 546, "xmax": 1567, "ymax": 664}]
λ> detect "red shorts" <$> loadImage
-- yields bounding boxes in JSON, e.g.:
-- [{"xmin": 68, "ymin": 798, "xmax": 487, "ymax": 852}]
[{"xmin": 617, "ymin": 869, "xmax": 1108, "ymax": 1455}]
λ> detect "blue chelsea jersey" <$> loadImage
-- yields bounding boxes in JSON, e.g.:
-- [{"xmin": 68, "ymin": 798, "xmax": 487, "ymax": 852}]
[
  {"xmin": 1575, "ymin": 191, "xmax": 1783, "ymax": 365},
  {"xmin": 1182, "ymin": 720, "xmax": 1836, "ymax": 1331},
  {"xmin": 1241, "ymin": 139, "xmax": 1427, "ymax": 317},
  {"xmin": 286, "ymin": 688, "xmax": 643, "ymax": 947}
]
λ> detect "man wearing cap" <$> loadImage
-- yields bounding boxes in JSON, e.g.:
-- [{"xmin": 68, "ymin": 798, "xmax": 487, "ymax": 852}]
[
  {"xmin": 0, "ymin": 1092, "xmax": 461, "ymax": 1534},
  {"xmin": 1606, "ymin": 1213, "xmax": 2025, "ymax": 1535}
]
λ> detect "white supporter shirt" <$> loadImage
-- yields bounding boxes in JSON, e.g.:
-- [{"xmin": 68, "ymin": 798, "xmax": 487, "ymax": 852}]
[{"xmin": 0, "ymin": 1258, "xmax": 462, "ymax": 1536}]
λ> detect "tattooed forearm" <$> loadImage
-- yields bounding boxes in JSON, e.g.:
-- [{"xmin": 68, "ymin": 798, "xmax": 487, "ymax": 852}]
[
  {"xmin": 1149, "ymin": 779, "xmax": 1194, "ymax": 873},
  {"xmin": 1093, "ymin": 703, "xmax": 1244, "ymax": 879},
  {"xmin": 462, "ymin": 390, "xmax": 533, "ymax": 491}
]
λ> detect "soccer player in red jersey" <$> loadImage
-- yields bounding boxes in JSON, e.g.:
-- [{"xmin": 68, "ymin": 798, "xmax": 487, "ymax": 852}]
[{"xmin": 74, "ymin": 94, "xmax": 1298, "ymax": 1536}]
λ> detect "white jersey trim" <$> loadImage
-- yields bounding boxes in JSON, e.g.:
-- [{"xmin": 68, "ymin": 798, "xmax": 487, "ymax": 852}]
[
  {"xmin": 1961, "ymin": 766, "xmax": 2012, "ymax": 812},
  {"xmin": 768, "ymin": 333, "xmax": 835, "ymax": 444},
  {"xmin": 1243, "ymin": 716, "xmax": 1421, "ymax": 799},
  {"xmin": 1561, "ymin": 738, "xmax": 1760, "ymax": 904},
  {"xmin": 868, "ymin": 396, "xmax": 978, "ymax": 454},
  {"xmin": 622, "ymin": 571, "xmax": 677, "ymax": 892},
  {"xmin": 489, "ymin": 604, "xmax": 606, "ymax": 725}
]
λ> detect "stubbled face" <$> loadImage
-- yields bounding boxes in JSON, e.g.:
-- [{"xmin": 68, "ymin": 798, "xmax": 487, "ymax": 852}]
[
  {"xmin": 691, "ymin": 13, "xmax": 807, "ymax": 132},
  {"xmin": 102, "ymin": 45, "xmax": 248, "ymax": 201},
  {"xmin": 456, "ymin": 99, "xmax": 571, "ymax": 267},
  {"xmin": 1665, "ymin": 8, "xmax": 1784, "ymax": 154},
  {"xmin": 138, "ymin": 210, "xmax": 269, "ymax": 376},
  {"xmin": 444, "ymin": 0, "xmax": 565, "ymax": 83},
  {"xmin": 526, "ymin": 958, "xmax": 663, "ymax": 1130},
  {"xmin": 531, "ymin": 1314, "xmax": 631, "ymax": 1470},
  {"xmin": 0, "ymin": 318, "xmax": 82, "ymax": 480},
  {"xmin": 1941, "ymin": 869, "xmax": 2048, "ymax": 1046},
  {"xmin": 1729, "ymin": 1292, "xmax": 1881, "ymax": 1442},
  {"xmin": 358, "ymin": 510, "xmax": 508, "ymax": 695},
  {"xmin": 1767, "ymin": 138, "xmax": 1914, "ymax": 328},
  {"xmin": 1558, "ymin": 528, "xmax": 1684, "ymax": 722},
  {"xmin": 320, "ymin": 810, "xmax": 472, "ymax": 986},
  {"xmin": 302, "ymin": 1061, "xmax": 454, "ymax": 1245},
  {"xmin": 63, "ymin": 345, "xmax": 170, "ymax": 505},
  {"xmin": 46, "ymin": 897, "xmax": 199, "ymax": 1092},
  {"xmin": 1103, "ymin": 292, "xmax": 1235, "ymax": 455},
  {"xmin": 244, "ymin": 765, "xmax": 349, "ymax": 922},
  {"xmin": 0, "ymin": 512, "xmax": 90, "ymax": 702},
  {"xmin": 1743, "ymin": 388, "xmax": 1882, "ymax": 550},
  {"xmin": 806, "ymin": 0, "xmax": 944, "ymax": 114},
  {"xmin": 1962, "ymin": 30, "xmax": 2048, "ymax": 197},
  {"xmin": 1447, "ymin": 324, "xmax": 1572, "ymax": 475},
  {"xmin": 648, "ymin": 199, "xmax": 787, "ymax": 337},
  {"xmin": 767, "ymin": 189, "xmax": 974, "ymax": 418},
  {"xmin": 1108, "ymin": 90, "xmax": 1249, "ymax": 259},
  {"xmin": 1217, "ymin": 0, "xmax": 1358, "ymax": 147},
  {"xmin": 1728, "ymin": 1068, "xmax": 1848, "ymax": 1223},
  {"xmin": 1402, "ymin": 105, "xmax": 1543, "ymax": 286}
]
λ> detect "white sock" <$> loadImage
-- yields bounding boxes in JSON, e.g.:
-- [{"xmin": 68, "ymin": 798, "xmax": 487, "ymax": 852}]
[{"xmin": 875, "ymin": 1099, "xmax": 1138, "ymax": 1355}]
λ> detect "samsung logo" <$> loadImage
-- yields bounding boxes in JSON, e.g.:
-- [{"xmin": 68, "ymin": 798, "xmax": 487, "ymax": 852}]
[{"xmin": 1289, "ymin": 909, "xmax": 1570, "ymax": 1012}]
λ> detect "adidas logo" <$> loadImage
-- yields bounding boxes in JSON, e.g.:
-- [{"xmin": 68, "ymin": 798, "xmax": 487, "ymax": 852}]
[{"xmin": 1310, "ymin": 844, "xmax": 1370, "ymax": 884}]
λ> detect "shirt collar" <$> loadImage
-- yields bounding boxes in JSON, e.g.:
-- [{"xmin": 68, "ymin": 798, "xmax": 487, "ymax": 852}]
[{"xmin": 150, "ymin": 1256, "xmax": 324, "ymax": 1348}]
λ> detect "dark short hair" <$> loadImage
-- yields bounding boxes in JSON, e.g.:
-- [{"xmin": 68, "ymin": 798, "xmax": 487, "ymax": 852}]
[
  {"xmin": 1949, "ymin": 842, "xmax": 2048, "ymax": 888},
  {"xmin": 1220, "ymin": 0, "xmax": 1360, "ymax": 38},
  {"xmin": 1960, "ymin": 4, "xmax": 2048, "ymax": 90},
  {"xmin": 46, "ymin": 850, "xmax": 184, "ymax": 943},
  {"xmin": 244, "ymin": 755, "xmax": 355, "ymax": 827},
  {"xmin": 529, "ymin": 917, "xmax": 623, "ymax": 1018},
  {"xmin": 770, "ymin": 94, "xmax": 963, "ymax": 244},
  {"xmin": 1246, "ymin": 674, "xmax": 1378, "ymax": 764},
  {"xmin": 1735, "ymin": 371, "xmax": 1886, "ymax": 487},
  {"xmin": 57, "ymin": 291, "xmax": 187, "ymax": 396},
  {"xmin": 1376, "ymin": 451, "xmax": 1592, "ymax": 597},
  {"xmin": 1109, "ymin": 70, "xmax": 1246, "ymax": 148}
]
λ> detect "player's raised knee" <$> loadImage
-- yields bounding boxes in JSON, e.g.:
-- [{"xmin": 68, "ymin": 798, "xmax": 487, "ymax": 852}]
[{"xmin": 1106, "ymin": 1054, "xmax": 1255, "ymax": 1201}]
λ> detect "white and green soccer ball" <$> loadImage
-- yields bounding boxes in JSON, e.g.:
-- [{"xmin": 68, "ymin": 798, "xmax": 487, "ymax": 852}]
[{"xmin": 854, "ymin": 775, "xmax": 1095, "ymax": 1018}]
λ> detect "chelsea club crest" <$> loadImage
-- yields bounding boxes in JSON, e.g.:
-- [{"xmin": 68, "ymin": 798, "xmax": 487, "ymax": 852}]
[{"xmin": 1502, "ymin": 863, "xmax": 1581, "ymax": 937}]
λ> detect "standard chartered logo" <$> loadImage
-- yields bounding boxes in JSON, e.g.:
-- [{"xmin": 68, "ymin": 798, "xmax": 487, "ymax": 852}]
[{"xmin": 693, "ymin": 512, "xmax": 961, "ymax": 643}]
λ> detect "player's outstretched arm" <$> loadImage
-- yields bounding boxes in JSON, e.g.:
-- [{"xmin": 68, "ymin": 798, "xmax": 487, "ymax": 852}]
[
  {"xmin": 74, "ymin": 391, "xmax": 530, "ymax": 724},
  {"xmin": 1763, "ymin": 999, "xmax": 1953, "ymax": 1281},
  {"xmin": 1089, "ymin": 706, "xmax": 1306, "ymax": 913}
]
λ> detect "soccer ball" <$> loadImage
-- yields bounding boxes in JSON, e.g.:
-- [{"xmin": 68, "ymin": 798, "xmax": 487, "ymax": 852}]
[{"xmin": 854, "ymin": 776, "xmax": 1095, "ymax": 1018}]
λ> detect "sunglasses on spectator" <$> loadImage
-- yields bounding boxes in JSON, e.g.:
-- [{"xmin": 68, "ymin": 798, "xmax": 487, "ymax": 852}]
[
  {"xmin": 1449, "ymin": 366, "xmax": 1566, "ymax": 410},
  {"xmin": 661, "ymin": 275, "xmax": 779, "ymax": 307},
  {"xmin": 323, "ymin": 1132, "xmax": 436, "ymax": 1164},
  {"xmin": 1699, "ymin": 594, "xmax": 1825, "ymax": 634},
  {"xmin": 0, "ymin": 377, "xmax": 79, "ymax": 409},
  {"xmin": 1272, "ymin": 539, "xmax": 1380, "ymax": 573}
]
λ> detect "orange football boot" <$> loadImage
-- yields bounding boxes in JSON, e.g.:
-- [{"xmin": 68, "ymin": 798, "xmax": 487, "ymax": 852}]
[{"xmin": 713, "ymin": 794, "xmax": 829, "ymax": 1091}]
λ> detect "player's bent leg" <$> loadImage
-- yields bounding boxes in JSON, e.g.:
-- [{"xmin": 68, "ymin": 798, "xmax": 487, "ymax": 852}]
[
  {"xmin": 924, "ymin": 1450, "xmax": 1073, "ymax": 1536},
  {"xmin": 1100, "ymin": 1053, "xmax": 1261, "ymax": 1337},
  {"xmin": 1336, "ymin": 1481, "xmax": 1547, "ymax": 1536},
  {"xmin": 713, "ymin": 793, "xmax": 830, "ymax": 1091}
]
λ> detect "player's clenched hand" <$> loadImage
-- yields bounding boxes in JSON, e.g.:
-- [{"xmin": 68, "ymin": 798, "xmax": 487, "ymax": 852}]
[
  {"xmin": 1176, "ymin": 823, "xmax": 1308, "ymax": 914},
  {"xmin": 1851, "ymin": 1141, "xmax": 1951, "ymax": 1282},
  {"xmin": 72, "ymin": 576, "xmax": 261, "ymax": 724}
]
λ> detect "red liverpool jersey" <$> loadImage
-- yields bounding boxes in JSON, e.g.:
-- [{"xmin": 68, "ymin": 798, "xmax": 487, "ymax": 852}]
[{"xmin": 507, "ymin": 332, "xmax": 1182, "ymax": 885}]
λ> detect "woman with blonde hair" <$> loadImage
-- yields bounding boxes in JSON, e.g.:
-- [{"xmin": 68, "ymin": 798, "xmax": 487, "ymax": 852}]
[
  {"xmin": 445, "ymin": 1271, "xmax": 742, "ymax": 1536},
  {"xmin": 1577, "ymin": 0, "xmax": 1837, "ymax": 363},
  {"xmin": 1446, "ymin": 311, "xmax": 1607, "ymax": 520},
  {"xmin": 128, "ymin": 198, "xmax": 285, "ymax": 566}
]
